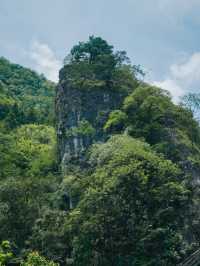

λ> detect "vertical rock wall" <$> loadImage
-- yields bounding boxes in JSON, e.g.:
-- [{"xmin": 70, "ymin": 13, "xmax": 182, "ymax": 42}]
[{"xmin": 56, "ymin": 71, "xmax": 126, "ymax": 171}]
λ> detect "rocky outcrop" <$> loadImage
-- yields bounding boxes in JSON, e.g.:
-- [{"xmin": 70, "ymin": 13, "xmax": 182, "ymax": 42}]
[{"xmin": 56, "ymin": 67, "xmax": 126, "ymax": 172}]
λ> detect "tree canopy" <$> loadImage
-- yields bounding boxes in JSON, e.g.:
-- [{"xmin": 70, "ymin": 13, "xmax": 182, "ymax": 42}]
[
  {"xmin": 61, "ymin": 36, "xmax": 141, "ymax": 93},
  {"xmin": 66, "ymin": 135, "xmax": 189, "ymax": 265}
]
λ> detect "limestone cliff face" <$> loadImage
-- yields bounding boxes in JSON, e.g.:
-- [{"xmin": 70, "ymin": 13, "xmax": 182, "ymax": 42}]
[{"xmin": 56, "ymin": 67, "xmax": 126, "ymax": 171}]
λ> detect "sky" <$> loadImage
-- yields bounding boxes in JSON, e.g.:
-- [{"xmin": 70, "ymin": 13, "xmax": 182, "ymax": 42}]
[{"xmin": 1, "ymin": 0, "xmax": 200, "ymax": 101}]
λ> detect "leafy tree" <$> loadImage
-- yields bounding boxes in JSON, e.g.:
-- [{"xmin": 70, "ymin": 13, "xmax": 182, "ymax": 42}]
[
  {"xmin": 0, "ymin": 124, "xmax": 57, "ymax": 179},
  {"xmin": 105, "ymin": 85, "xmax": 200, "ymax": 166},
  {"xmin": 104, "ymin": 110, "xmax": 128, "ymax": 133},
  {"xmin": 21, "ymin": 252, "xmax": 58, "ymax": 266},
  {"xmin": 0, "ymin": 241, "xmax": 13, "ymax": 266},
  {"xmin": 0, "ymin": 57, "xmax": 55, "ymax": 128},
  {"xmin": 13, "ymin": 124, "xmax": 57, "ymax": 177},
  {"xmin": 70, "ymin": 36, "xmax": 114, "ymax": 63},
  {"xmin": 0, "ymin": 57, "xmax": 58, "ymax": 264},
  {"xmin": 66, "ymin": 135, "xmax": 189, "ymax": 266},
  {"xmin": 27, "ymin": 209, "xmax": 69, "ymax": 265},
  {"xmin": 61, "ymin": 36, "xmax": 139, "ymax": 93},
  {"xmin": 0, "ymin": 133, "xmax": 20, "ymax": 178},
  {"xmin": 0, "ymin": 176, "xmax": 57, "ymax": 254}
]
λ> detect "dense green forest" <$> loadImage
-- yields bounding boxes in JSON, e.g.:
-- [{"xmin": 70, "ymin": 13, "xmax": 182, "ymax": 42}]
[
  {"xmin": 0, "ymin": 57, "xmax": 59, "ymax": 265},
  {"xmin": 1, "ymin": 37, "xmax": 200, "ymax": 265}
]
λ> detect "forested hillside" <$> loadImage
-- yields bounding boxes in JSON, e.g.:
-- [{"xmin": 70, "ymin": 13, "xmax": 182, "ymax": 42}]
[
  {"xmin": 0, "ymin": 58, "xmax": 60, "ymax": 265},
  {"xmin": 1, "ymin": 37, "xmax": 200, "ymax": 266}
]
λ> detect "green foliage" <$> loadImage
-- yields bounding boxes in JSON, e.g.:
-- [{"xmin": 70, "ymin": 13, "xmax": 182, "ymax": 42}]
[
  {"xmin": 66, "ymin": 120, "xmax": 95, "ymax": 138},
  {"xmin": 123, "ymin": 85, "xmax": 175, "ymax": 143},
  {"xmin": 0, "ymin": 92, "xmax": 15, "ymax": 122},
  {"xmin": 0, "ymin": 241, "xmax": 13, "ymax": 266},
  {"xmin": 0, "ymin": 132, "xmax": 20, "ymax": 178},
  {"xmin": 104, "ymin": 110, "xmax": 127, "ymax": 133},
  {"xmin": 0, "ymin": 176, "xmax": 58, "ymax": 252},
  {"xmin": 14, "ymin": 124, "xmax": 57, "ymax": 177},
  {"xmin": 26, "ymin": 209, "xmax": 69, "ymax": 264},
  {"xmin": 0, "ymin": 57, "xmax": 60, "ymax": 264},
  {"xmin": 74, "ymin": 120, "xmax": 95, "ymax": 136},
  {"xmin": 69, "ymin": 36, "xmax": 114, "ymax": 63},
  {"xmin": 21, "ymin": 252, "xmax": 58, "ymax": 266},
  {"xmin": 0, "ymin": 124, "xmax": 57, "ymax": 178},
  {"xmin": 105, "ymin": 85, "xmax": 200, "ymax": 168},
  {"xmin": 0, "ymin": 57, "xmax": 55, "ymax": 128},
  {"xmin": 0, "ymin": 58, "xmax": 58, "ymax": 262},
  {"xmin": 66, "ymin": 135, "xmax": 189, "ymax": 265},
  {"xmin": 61, "ymin": 36, "xmax": 139, "ymax": 93}
]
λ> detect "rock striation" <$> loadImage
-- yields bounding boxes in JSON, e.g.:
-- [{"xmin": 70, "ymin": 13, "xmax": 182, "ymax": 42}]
[{"xmin": 56, "ymin": 66, "xmax": 126, "ymax": 171}]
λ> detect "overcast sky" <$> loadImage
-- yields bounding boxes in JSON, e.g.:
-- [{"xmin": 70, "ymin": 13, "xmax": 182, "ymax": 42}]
[{"xmin": 1, "ymin": 0, "xmax": 200, "ymax": 101}]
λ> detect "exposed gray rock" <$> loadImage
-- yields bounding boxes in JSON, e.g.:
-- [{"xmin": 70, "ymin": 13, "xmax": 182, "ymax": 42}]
[{"xmin": 56, "ymin": 74, "xmax": 127, "ymax": 172}]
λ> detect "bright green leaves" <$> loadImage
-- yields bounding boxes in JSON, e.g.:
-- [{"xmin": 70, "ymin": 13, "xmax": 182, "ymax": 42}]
[
  {"xmin": 122, "ymin": 85, "xmax": 174, "ymax": 143},
  {"xmin": 104, "ymin": 110, "xmax": 128, "ymax": 133},
  {"xmin": 0, "ymin": 57, "xmax": 55, "ymax": 129},
  {"xmin": 14, "ymin": 124, "xmax": 57, "ymax": 177},
  {"xmin": 0, "ymin": 58, "xmax": 59, "ymax": 264},
  {"xmin": 65, "ymin": 120, "xmax": 95, "ymax": 138},
  {"xmin": 21, "ymin": 252, "xmax": 58, "ymax": 266},
  {"xmin": 105, "ymin": 84, "xmax": 200, "ymax": 170},
  {"xmin": 0, "ymin": 241, "xmax": 13, "ymax": 266},
  {"xmin": 74, "ymin": 120, "xmax": 95, "ymax": 136},
  {"xmin": 0, "ymin": 124, "xmax": 57, "ymax": 178}
]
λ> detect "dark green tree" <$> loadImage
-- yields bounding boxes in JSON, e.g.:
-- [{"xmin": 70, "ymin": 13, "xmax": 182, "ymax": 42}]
[
  {"xmin": 61, "ymin": 36, "xmax": 139, "ymax": 92},
  {"xmin": 66, "ymin": 135, "xmax": 189, "ymax": 266}
]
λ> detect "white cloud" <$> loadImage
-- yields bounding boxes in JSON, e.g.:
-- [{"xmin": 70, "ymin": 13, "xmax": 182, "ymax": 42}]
[
  {"xmin": 170, "ymin": 53, "xmax": 200, "ymax": 85},
  {"xmin": 153, "ymin": 79, "xmax": 183, "ymax": 103},
  {"xmin": 153, "ymin": 52, "xmax": 200, "ymax": 103},
  {"xmin": 30, "ymin": 41, "xmax": 62, "ymax": 82}
]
